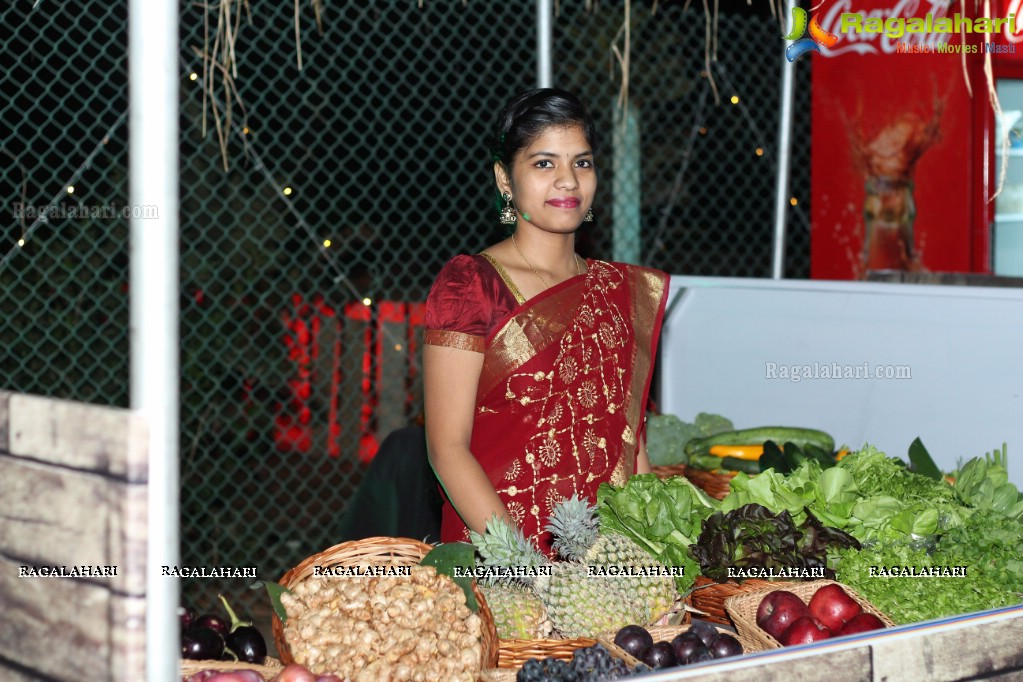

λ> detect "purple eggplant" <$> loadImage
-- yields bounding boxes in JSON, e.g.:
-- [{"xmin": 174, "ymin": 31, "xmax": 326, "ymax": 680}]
[
  {"xmin": 181, "ymin": 627, "xmax": 225, "ymax": 660},
  {"xmin": 179, "ymin": 605, "xmax": 197, "ymax": 632},
  {"xmin": 193, "ymin": 613, "xmax": 230, "ymax": 636},
  {"xmin": 218, "ymin": 594, "xmax": 267, "ymax": 665},
  {"xmin": 225, "ymin": 626, "xmax": 267, "ymax": 665}
]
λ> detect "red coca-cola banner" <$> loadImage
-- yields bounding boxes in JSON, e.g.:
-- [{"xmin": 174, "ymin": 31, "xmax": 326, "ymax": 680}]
[
  {"xmin": 810, "ymin": 0, "xmax": 990, "ymax": 278},
  {"xmin": 996, "ymin": 0, "xmax": 1023, "ymax": 48}
]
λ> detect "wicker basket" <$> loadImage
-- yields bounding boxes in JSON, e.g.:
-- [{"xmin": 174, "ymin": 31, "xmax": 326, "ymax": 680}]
[
  {"xmin": 270, "ymin": 536, "xmax": 499, "ymax": 674},
  {"xmin": 491, "ymin": 593, "xmax": 691, "ymax": 670},
  {"xmin": 496, "ymin": 636, "xmax": 597, "ymax": 669},
  {"xmin": 482, "ymin": 624, "xmax": 748, "ymax": 681},
  {"xmin": 596, "ymin": 623, "xmax": 748, "ymax": 664},
  {"xmin": 688, "ymin": 576, "xmax": 788, "ymax": 625},
  {"xmin": 650, "ymin": 464, "xmax": 736, "ymax": 500},
  {"xmin": 179, "ymin": 656, "xmax": 283, "ymax": 680},
  {"xmin": 724, "ymin": 579, "xmax": 896, "ymax": 651}
]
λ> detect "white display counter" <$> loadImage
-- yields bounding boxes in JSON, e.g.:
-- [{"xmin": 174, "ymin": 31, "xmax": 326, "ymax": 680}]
[
  {"xmin": 637, "ymin": 603, "xmax": 1023, "ymax": 681},
  {"xmin": 657, "ymin": 277, "xmax": 1023, "ymax": 486}
]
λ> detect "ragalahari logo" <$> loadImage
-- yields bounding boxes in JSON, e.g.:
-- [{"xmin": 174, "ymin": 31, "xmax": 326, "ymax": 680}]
[{"xmin": 783, "ymin": 6, "xmax": 840, "ymax": 61}]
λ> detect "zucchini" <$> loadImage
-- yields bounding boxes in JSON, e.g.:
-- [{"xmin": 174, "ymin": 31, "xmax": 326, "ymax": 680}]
[
  {"xmin": 688, "ymin": 453, "xmax": 726, "ymax": 471},
  {"xmin": 708, "ymin": 444, "xmax": 764, "ymax": 461},
  {"xmin": 685, "ymin": 426, "xmax": 835, "ymax": 458},
  {"xmin": 719, "ymin": 456, "xmax": 762, "ymax": 474}
]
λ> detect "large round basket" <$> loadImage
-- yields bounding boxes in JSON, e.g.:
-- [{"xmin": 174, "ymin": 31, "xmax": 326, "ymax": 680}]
[
  {"xmin": 688, "ymin": 576, "xmax": 789, "ymax": 625},
  {"xmin": 270, "ymin": 536, "xmax": 499, "ymax": 674},
  {"xmin": 650, "ymin": 464, "xmax": 736, "ymax": 500},
  {"xmin": 179, "ymin": 657, "xmax": 284, "ymax": 681}
]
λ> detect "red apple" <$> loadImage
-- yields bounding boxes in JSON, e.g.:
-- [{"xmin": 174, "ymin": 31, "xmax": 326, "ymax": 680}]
[
  {"xmin": 780, "ymin": 615, "xmax": 833, "ymax": 645},
  {"xmin": 808, "ymin": 583, "xmax": 862, "ymax": 632},
  {"xmin": 837, "ymin": 612, "xmax": 887, "ymax": 636},
  {"xmin": 756, "ymin": 590, "xmax": 810, "ymax": 641}
]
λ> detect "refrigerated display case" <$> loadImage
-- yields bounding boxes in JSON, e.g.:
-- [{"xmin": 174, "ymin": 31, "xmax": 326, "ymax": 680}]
[
  {"xmin": 809, "ymin": 0, "xmax": 994, "ymax": 279},
  {"xmin": 993, "ymin": 80, "xmax": 1023, "ymax": 276},
  {"xmin": 988, "ymin": 11, "xmax": 1023, "ymax": 276}
]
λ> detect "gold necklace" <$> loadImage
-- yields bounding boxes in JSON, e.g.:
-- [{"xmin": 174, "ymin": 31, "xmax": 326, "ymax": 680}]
[{"xmin": 511, "ymin": 233, "xmax": 583, "ymax": 290}]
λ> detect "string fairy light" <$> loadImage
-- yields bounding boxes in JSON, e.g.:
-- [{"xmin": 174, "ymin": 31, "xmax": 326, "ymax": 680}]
[{"xmin": 1, "ymin": 108, "xmax": 128, "ymax": 268}]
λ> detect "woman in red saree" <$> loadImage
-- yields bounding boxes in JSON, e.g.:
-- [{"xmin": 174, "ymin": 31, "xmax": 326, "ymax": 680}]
[{"xmin": 423, "ymin": 89, "xmax": 669, "ymax": 556}]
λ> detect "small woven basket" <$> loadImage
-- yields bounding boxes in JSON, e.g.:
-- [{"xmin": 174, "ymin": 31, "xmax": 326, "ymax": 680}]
[
  {"xmin": 491, "ymin": 592, "xmax": 690, "ymax": 670},
  {"xmin": 596, "ymin": 623, "xmax": 748, "ymax": 664},
  {"xmin": 482, "ymin": 624, "xmax": 748, "ymax": 681},
  {"xmin": 270, "ymin": 536, "xmax": 499, "ymax": 674},
  {"xmin": 724, "ymin": 579, "xmax": 896, "ymax": 651},
  {"xmin": 179, "ymin": 656, "xmax": 283, "ymax": 680},
  {"xmin": 688, "ymin": 575, "xmax": 787, "ymax": 625},
  {"xmin": 496, "ymin": 636, "xmax": 597, "ymax": 669},
  {"xmin": 650, "ymin": 464, "xmax": 736, "ymax": 500}
]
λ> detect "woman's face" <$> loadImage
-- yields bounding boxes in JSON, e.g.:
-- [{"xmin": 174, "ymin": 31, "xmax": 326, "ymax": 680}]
[{"xmin": 496, "ymin": 124, "xmax": 596, "ymax": 235}]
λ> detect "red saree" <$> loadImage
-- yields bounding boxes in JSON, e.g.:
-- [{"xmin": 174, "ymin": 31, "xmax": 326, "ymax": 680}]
[{"xmin": 424, "ymin": 255, "xmax": 669, "ymax": 556}]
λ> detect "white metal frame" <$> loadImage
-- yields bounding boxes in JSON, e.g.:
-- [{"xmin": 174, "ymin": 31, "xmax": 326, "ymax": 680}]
[{"xmin": 129, "ymin": 0, "xmax": 180, "ymax": 679}]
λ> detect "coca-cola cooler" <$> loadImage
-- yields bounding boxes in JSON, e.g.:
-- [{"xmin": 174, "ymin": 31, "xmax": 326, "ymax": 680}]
[
  {"xmin": 809, "ymin": 0, "xmax": 1023, "ymax": 278},
  {"xmin": 989, "ymin": 0, "xmax": 1023, "ymax": 275}
]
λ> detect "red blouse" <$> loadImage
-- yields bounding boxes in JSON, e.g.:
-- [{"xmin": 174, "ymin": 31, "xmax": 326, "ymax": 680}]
[{"xmin": 423, "ymin": 254, "xmax": 519, "ymax": 347}]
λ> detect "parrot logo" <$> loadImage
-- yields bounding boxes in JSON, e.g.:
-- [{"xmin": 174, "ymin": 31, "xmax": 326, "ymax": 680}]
[{"xmin": 783, "ymin": 6, "xmax": 839, "ymax": 61}]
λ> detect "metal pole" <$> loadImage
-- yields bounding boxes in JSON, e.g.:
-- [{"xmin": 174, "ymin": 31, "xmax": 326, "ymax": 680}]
[
  {"xmin": 536, "ymin": 0, "xmax": 552, "ymax": 87},
  {"xmin": 130, "ymin": 0, "xmax": 180, "ymax": 679},
  {"xmin": 771, "ymin": 0, "xmax": 797, "ymax": 280}
]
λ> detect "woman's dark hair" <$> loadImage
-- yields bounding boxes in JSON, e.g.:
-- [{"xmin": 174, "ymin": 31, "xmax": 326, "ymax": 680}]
[{"xmin": 488, "ymin": 88, "xmax": 599, "ymax": 168}]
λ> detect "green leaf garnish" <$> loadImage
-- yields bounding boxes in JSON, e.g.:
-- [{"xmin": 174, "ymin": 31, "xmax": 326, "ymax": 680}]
[
  {"xmin": 908, "ymin": 437, "xmax": 942, "ymax": 480},
  {"xmin": 260, "ymin": 581, "xmax": 293, "ymax": 623}
]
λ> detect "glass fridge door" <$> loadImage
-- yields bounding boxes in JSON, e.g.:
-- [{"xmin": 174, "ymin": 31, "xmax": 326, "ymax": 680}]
[{"xmin": 994, "ymin": 80, "xmax": 1023, "ymax": 276}]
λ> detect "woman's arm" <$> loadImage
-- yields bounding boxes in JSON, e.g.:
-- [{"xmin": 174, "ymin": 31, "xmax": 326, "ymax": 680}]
[
  {"xmin": 635, "ymin": 436, "xmax": 651, "ymax": 475},
  {"xmin": 423, "ymin": 343, "xmax": 512, "ymax": 534}
]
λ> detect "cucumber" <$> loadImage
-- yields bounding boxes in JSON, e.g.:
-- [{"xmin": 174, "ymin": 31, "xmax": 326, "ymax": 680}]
[
  {"xmin": 685, "ymin": 427, "xmax": 835, "ymax": 458},
  {"xmin": 758, "ymin": 441, "xmax": 792, "ymax": 474},
  {"xmin": 803, "ymin": 443, "xmax": 838, "ymax": 468}
]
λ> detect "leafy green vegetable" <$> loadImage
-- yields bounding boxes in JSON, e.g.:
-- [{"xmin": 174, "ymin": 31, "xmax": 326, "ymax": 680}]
[
  {"xmin": 832, "ymin": 524, "xmax": 1023, "ymax": 626},
  {"xmin": 689, "ymin": 503, "xmax": 859, "ymax": 582},
  {"xmin": 907, "ymin": 437, "xmax": 943, "ymax": 481},
  {"xmin": 953, "ymin": 444, "xmax": 1023, "ymax": 521},
  {"xmin": 694, "ymin": 412, "xmax": 735, "ymax": 437},
  {"xmin": 645, "ymin": 413, "xmax": 701, "ymax": 466},
  {"xmin": 596, "ymin": 473, "xmax": 718, "ymax": 590},
  {"xmin": 644, "ymin": 412, "xmax": 735, "ymax": 467}
]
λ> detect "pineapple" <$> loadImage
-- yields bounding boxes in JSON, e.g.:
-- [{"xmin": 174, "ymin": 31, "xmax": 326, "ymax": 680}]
[
  {"xmin": 479, "ymin": 582, "xmax": 552, "ymax": 639},
  {"xmin": 470, "ymin": 499, "xmax": 678, "ymax": 638},
  {"xmin": 584, "ymin": 532, "xmax": 677, "ymax": 625},
  {"xmin": 545, "ymin": 495, "xmax": 598, "ymax": 561}
]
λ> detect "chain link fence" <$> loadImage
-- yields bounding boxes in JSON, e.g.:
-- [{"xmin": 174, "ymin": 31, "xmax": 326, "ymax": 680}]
[{"xmin": 1, "ymin": 0, "xmax": 810, "ymax": 619}]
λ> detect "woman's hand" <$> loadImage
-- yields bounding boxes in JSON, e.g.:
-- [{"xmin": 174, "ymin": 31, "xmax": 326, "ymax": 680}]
[{"xmin": 423, "ymin": 343, "xmax": 513, "ymax": 533}]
